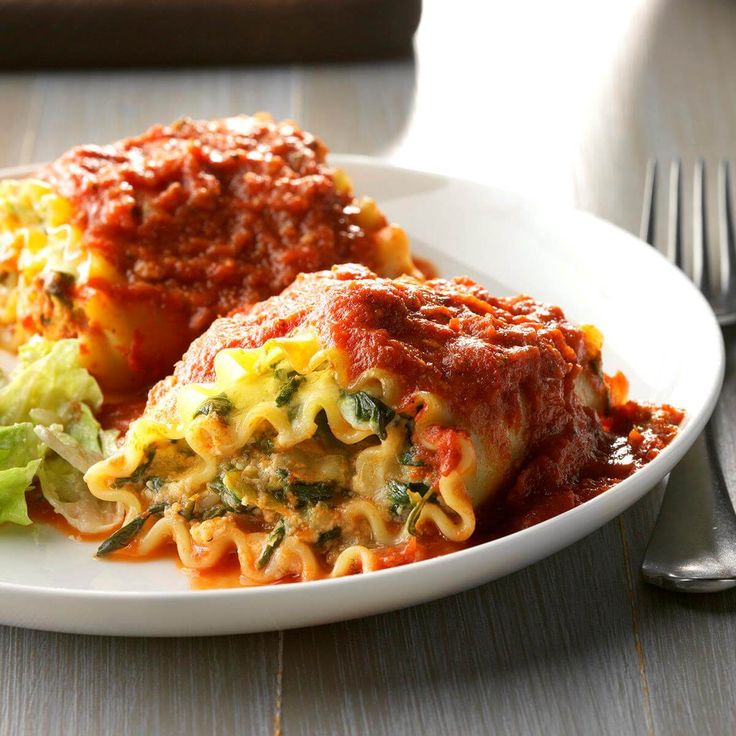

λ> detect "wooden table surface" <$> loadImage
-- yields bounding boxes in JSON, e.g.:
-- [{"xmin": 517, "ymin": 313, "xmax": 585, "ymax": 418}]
[{"xmin": 2, "ymin": 1, "xmax": 736, "ymax": 734}]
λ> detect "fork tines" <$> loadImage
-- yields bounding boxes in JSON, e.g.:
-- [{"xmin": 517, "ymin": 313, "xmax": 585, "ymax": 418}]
[{"xmin": 642, "ymin": 159, "xmax": 736, "ymax": 325}]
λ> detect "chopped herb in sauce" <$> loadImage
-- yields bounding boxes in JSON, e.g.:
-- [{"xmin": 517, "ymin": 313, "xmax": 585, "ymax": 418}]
[
  {"xmin": 317, "ymin": 527, "xmax": 342, "ymax": 546},
  {"xmin": 208, "ymin": 476, "xmax": 242, "ymax": 510},
  {"xmin": 257, "ymin": 518, "xmax": 286, "ymax": 568},
  {"xmin": 193, "ymin": 393, "xmax": 232, "ymax": 420},
  {"xmin": 275, "ymin": 372, "xmax": 304, "ymax": 407},
  {"xmin": 339, "ymin": 391, "xmax": 395, "ymax": 439},
  {"xmin": 406, "ymin": 487, "xmax": 435, "ymax": 536},
  {"xmin": 386, "ymin": 480, "xmax": 431, "ymax": 515},
  {"xmin": 111, "ymin": 447, "xmax": 155, "ymax": 488},
  {"xmin": 96, "ymin": 503, "xmax": 167, "ymax": 556},
  {"xmin": 289, "ymin": 481, "xmax": 334, "ymax": 508}
]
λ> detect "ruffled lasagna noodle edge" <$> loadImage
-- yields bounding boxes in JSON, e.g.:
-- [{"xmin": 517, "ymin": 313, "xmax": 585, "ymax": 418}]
[{"xmin": 84, "ymin": 332, "xmax": 478, "ymax": 583}]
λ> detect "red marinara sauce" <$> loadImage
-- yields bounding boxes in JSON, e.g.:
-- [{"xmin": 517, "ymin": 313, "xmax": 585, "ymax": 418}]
[
  {"xmin": 26, "ymin": 489, "xmax": 108, "ymax": 542},
  {"xmin": 97, "ymin": 393, "xmax": 148, "ymax": 434},
  {"xmin": 151, "ymin": 263, "xmax": 607, "ymax": 439},
  {"xmin": 476, "ymin": 400, "xmax": 684, "ymax": 539},
  {"xmin": 37, "ymin": 116, "xmax": 400, "ymax": 389},
  {"xmin": 145, "ymin": 264, "xmax": 684, "ymax": 579}
]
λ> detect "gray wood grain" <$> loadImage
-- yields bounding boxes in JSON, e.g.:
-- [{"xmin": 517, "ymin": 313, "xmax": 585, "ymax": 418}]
[
  {"xmin": 281, "ymin": 521, "xmax": 651, "ymax": 736},
  {"xmin": 0, "ymin": 75, "xmax": 40, "ymax": 166},
  {"xmin": 616, "ymin": 323, "xmax": 736, "ymax": 736},
  {"xmin": 297, "ymin": 60, "xmax": 417, "ymax": 157},
  {"xmin": 0, "ymin": 628, "xmax": 280, "ymax": 736},
  {"xmin": 0, "ymin": 65, "xmax": 296, "ymax": 736},
  {"xmin": 24, "ymin": 67, "xmax": 297, "ymax": 162},
  {"xmin": 2, "ymin": 1, "xmax": 736, "ymax": 734}
]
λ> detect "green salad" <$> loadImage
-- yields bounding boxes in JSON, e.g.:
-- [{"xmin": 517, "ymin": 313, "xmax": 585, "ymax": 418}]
[{"xmin": 0, "ymin": 339, "xmax": 120, "ymax": 531}]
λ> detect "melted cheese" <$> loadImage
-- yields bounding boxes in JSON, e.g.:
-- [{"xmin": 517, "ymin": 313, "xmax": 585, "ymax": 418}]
[{"xmin": 85, "ymin": 331, "xmax": 485, "ymax": 582}]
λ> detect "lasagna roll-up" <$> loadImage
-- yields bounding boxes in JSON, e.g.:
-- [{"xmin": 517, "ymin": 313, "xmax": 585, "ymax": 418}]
[
  {"xmin": 85, "ymin": 264, "xmax": 614, "ymax": 583},
  {"xmin": 0, "ymin": 115, "xmax": 418, "ymax": 391}
]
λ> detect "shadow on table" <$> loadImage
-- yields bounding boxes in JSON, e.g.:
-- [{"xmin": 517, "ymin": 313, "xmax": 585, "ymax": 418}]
[
  {"xmin": 279, "ymin": 512, "xmax": 649, "ymax": 735},
  {"xmin": 294, "ymin": 56, "xmax": 417, "ymax": 158},
  {"xmin": 0, "ymin": 53, "xmax": 417, "ymax": 166},
  {"xmin": 644, "ymin": 584, "xmax": 736, "ymax": 615},
  {"xmin": 578, "ymin": 0, "xmax": 736, "ymax": 234}
]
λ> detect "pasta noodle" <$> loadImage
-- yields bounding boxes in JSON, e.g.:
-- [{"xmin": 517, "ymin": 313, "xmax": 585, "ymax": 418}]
[
  {"xmin": 0, "ymin": 115, "xmax": 420, "ymax": 391},
  {"xmin": 0, "ymin": 116, "xmax": 684, "ymax": 590},
  {"xmin": 86, "ymin": 328, "xmax": 480, "ymax": 582},
  {"xmin": 86, "ymin": 264, "xmax": 674, "ymax": 585}
]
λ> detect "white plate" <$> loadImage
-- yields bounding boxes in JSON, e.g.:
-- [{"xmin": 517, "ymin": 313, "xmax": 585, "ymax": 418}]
[{"xmin": 0, "ymin": 157, "xmax": 724, "ymax": 637}]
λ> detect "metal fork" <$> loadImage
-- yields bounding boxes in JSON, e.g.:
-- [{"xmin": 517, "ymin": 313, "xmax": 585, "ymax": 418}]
[{"xmin": 640, "ymin": 160, "xmax": 736, "ymax": 592}]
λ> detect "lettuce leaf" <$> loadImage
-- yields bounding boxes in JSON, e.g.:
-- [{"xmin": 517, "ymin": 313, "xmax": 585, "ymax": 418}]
[
  {"xmin": 0, "ymin": 339, "xmax": 121, "ymax": 531},
  {"xmin": 34, "ymin": 402, "xmax": 105, "ymax": 474},
  {"xmin": 37, "ymin": 456, "xmax": 121, "ymax": 534},
  {"xmin": 0, "ymin": 423, "xmax": 43, "ymax": 525},
  {"xmin": 66, "ymin": 403, "xmax": 103, "ymax": 454},
  {"xmin": 0, "ymin": 338, "xmax": 102, "ymax": 426}
]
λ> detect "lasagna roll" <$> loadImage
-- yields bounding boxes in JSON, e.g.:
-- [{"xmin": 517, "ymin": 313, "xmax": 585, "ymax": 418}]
[
  {"xmin": 0, "ymin": 115, "xmax": 418, "ymax": 391},
  {"xmin": 85, "ymin": 264, "xmax": 616, "ymax": 583}
]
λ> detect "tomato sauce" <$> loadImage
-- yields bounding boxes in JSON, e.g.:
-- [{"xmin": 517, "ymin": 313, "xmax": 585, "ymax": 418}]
[
  {"xmin": 184, "ymin": 555, "xmax": 245, "ymax": 590},
  {"xmin": 97, "ymin": 393, "xmax": 148, "ymax": 434},
  {"xmin": 156, "ymin": 264, "xmax": 606, "ymax": 447},
  {"xmin": 476, "ymin": 401, "xmax": 684, "ymax": 538},
  {"xmin": 26, "ymin": 489, "xmax": 109, "ymax": 542},
  {"xmin": 140, "ymin": 264, "xmax": 684, "ymax": 588},
  {"xmin": 37, "ymin": 116, "xmax": 399, "ymax": 388}
]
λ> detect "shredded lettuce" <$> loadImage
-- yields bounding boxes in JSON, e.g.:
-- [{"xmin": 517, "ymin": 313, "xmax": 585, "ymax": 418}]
[
  {"xmin": 37, "ymin": 456, "xmax": 121, "ymax": 533},
  {"xmin": 34, "ymin": 410, "xmax": 103, "ymax": 473},
  {"xmin": 0, "ymin": 339, "xmax": 102, "ymax": 426},
  {"xmin": 0, "ymin": 424, "xmax": 43, "ymax": 525},
  {"xmin": 0, "ymin": 338, "xmax": 121, "ymax": 531}
]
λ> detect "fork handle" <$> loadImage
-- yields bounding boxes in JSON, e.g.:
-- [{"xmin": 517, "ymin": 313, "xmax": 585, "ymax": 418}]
[{"xmin": 642, "ymin": 417, "xmax": 736, "ymax": 592}]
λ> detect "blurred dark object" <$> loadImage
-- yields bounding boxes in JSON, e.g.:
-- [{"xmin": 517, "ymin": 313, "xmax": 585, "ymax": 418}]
[{"xmin": 0, "ymin": 0, "xmax": 421, "ymax": 69}]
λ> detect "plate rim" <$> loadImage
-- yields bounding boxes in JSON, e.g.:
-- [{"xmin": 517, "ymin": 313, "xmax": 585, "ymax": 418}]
[{"xmin": 0, "ymin": 156, "xmax": 725, "ymax": 624}]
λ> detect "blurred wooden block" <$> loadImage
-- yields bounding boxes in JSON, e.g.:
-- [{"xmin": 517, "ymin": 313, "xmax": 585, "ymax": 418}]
[{"xmin": 0, "ymin": 0, "xmax": 421, "ymax": 68}]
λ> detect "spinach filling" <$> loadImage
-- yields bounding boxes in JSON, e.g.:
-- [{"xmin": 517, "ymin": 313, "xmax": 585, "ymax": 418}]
[
  {"xmin": 257, "ymin": 518, "xmax": 286, "ymax": 568},
  {"xmin": 110, "ymin": 446, "xmax": 156, "ymax": 488},
  {"xmin": 289, "ymin": 481, "xmax": 335, "ymax": 507},
  {"xmin": 405, "ymin": 487, "xmax": 435, "ymax": 536},
  {"xmin": 271, "ymin": 468, "xmax": 342, "ymax": 510},
  {"xmin": 179, "ymin": 499, "xmax": 232, "ymax": 522},
  {"xmin": 386, "ymin": 480, "xmax": 431, "ymax": 515},
  {"xmin": 208, "ymin": 476, "xmax": 243, "ymax": 511},
  {"xmin": 96, "ymin": 502, "xmax": 167, "ymax": 557},
  {"xmin": 145, "ymin": 476, "xmax": 167, "ymax": 493},
  {"xmin": 386, "ymin": 479, "xmax": 436, "ymax": 535},
  {"xmin": 338, "ymin": 391, "xmax": 396, "ymax": 439},
  {"xmin": 398, "ymin": 417, "xmax": 425, "ymax": 466},
  {"xmin": 108, "ymin": 372, "xmax": 438, "ymax": 559},
  {"xmin": 275, "ymin": 371, "xmax": 304, "ymax": 407},
  {"xmin": 398, "ymin": 447, "xmax": 425, "ymax": 467},
  {"xmin": 193, "ymin": 393, "xmax": 232, "ymax": 420},
  {"xmin": 317, "ymin": 526, "xmax": 342, "ymax": 546}
]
